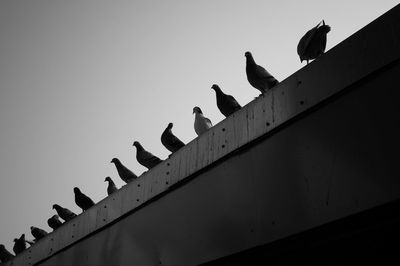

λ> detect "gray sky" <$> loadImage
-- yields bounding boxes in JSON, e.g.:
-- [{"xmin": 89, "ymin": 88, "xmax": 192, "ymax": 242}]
[{"xmin": 0, "ymin": 0, "xmax": 398, "ymax": 251}]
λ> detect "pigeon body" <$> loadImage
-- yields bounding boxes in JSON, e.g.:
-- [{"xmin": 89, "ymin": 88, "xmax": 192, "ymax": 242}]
[
  {"xmin": 30, "ymin": 226, "xmax": 48, "ymax": 241},
  {"xmin": 297, "ymin": 20, "xmax": 331, "ymax": 64},
  {"xmin": 193, "ymin": 106, "xmax": 212, "ymax": 136},
  {"xmin": 161, "ymin": 123, "xmax": 185, "ymax": 153},
  {"xmin": 110, "ymin": 158, "xmax": 137, "ymax": 183},
  {"xmin": 74, "ymin": 187, "xmax": 95, "ymax": 211},
  {"xmin": 52, "ymin": 204, "xmax": 77, "ymax": 222},
  {"xmin": 0, "ymin": 244, "xmax": 14, "ymax": 262},
  {"xmin": 133, "ymin": 141, "xmax": 162, "ymax": 170},
  {"xmin": 245, "ymin": 51, "xmax": 278, "ymax": 94},
  {"xmin": 105, "ymin": 176, "xmax": 118, "ymax": 195},
  {"xmin": 47, "ymin": 215, "xmax": 63, "ymax": 230},
  {"xmin": 13, "ymin": 234, "xmax": 26, "ymax": 255},
  {"xmin": 211, "ymin": 84, "xmax": 241, "ymax": 117}
]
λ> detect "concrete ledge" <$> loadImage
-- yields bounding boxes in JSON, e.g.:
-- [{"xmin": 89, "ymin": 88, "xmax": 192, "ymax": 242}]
[{"xmin": 6, "ymin": 3, "xmax": 400, "ymax": 266}]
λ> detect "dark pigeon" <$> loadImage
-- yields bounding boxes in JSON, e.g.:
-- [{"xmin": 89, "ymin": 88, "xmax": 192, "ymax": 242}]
[
  {"xmin": 245, "ymin": 51, "xmax": 278, "ymax": 94},
  {"xmin": 105, "ymin": 176, "xmax": 118, "ymax": 195},
  {"xmin": 211, "ymin": 84, "xmax": 241, "ymax": 117},
  {"xmin": 30, "ymin": 226, "xmax": 48, "ymax": 241},
  {"xmin": 13, "ymin": 234, "xmax": 26, "ymax": 255},
  {"xmin": 133, "ymin": 141, "xmax": 162, "ymax": 170},
  {"xmin": 110, "ymin": 158, "xmax": 137, "ymax": 183},
  {"xmin": 297, "ymin": 20, "xmax": 331, "ymax": 64},
  {"xmin": 0, "ymin": 244, "xmax": 14, "ymax": 262},
  {"xmin": 47, "ymin": 215, "xmax": 63, "ymax": 230},
  {"xmin": 74, "ymin": 187, "xmax": 95, "ymax": 212},
  {"xmin": 161, "ymin": 123, "xmax": 185, "ymax": 153},
  {"xmin": 52, "ymin": 204, "xmax": 77, "ymax": 222}
]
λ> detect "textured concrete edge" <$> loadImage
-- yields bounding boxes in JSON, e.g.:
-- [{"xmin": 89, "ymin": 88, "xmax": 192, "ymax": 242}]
[{"xmin": 5, "ymin": 4, "xmax": 400, "ymax": 266}]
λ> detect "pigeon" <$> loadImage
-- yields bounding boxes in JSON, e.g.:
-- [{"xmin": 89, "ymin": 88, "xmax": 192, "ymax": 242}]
[
  {"xmin": 193, "ymin": 106, "xmax": 212, "ymax": 136},
  {"xmin": 30, "ymin": 226, "xmax": 48, "ymax": 241},
  {"xmin": 211, "ymin": 84, "xmax": 241, "ymax": 117},
  {"xmin": 73, "ymin": 187, "xmax": 95, "ymax": 212},
  {"xmin": 110, "ymin": 158, "xmax": 137, "ymax": 183},
  {"xmin": 133, "ymin": 141, "xmax": 162, "ymax": 170},
  {"xmin": 47, "ymin": 215, "xmax": 63, "ymax": 230},
  {"xmin": 245, "ymin": 51, "xmax": 279, "ymax": 94},
  {"xmin": 13, "ymin": 234, "xmax": 26, "ymax": 255},
  {"xmin": 0, "ymin": 244, "xmax": 14, "ymax": 262},
  {"xmin": 297, "ymin": 20, "xmax": 331, "ymax": 64},
  {"xmin": 161, "ymin": 123, "xmax": 185, "ymax": 153},
  {"xmin": 105, "ymin": 176, "xmax": 118, "ymax": 195},
  {"xmin": 52, "ymin": 204, "xmax": 77, "ymax": 222}
]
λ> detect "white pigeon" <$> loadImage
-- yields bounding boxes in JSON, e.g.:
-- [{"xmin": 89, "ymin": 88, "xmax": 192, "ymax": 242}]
[{"xmin": 193, "ymin": 106, "xmax": 212, "ymax": 136}]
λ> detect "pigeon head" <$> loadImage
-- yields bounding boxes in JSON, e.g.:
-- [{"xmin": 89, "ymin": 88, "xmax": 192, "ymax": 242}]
[
  {"xmin": 211, "ymin": 84, "xmax": 221, "ymax": 92},
  {"xmin": 193, "ymin": 106, "xmax": 203, "ymax": 114},
  {"xmin": 244, "ymin": 51, "xmax": 256, "ymax": 64},
  {"xmin": 110, "ymin": 158, "xmax": 119, "ymax": 164},
  {"xmin": 0, "ymin": 244, "xmax": 4, "ymax": 249},
  {"xmin": 73, "ymin": 187, "xmax": 81, "ymax": 194},
  {"xmin": 52, "ymin": 204, "xmax": 60, "ymax": 210},
  {"xmin": 105, "ymin": 176, "xmax": 111, "ymax": 182},
  {"xmin": 319, "ymin": 20, "xmax": 331, "ymax": 34},
  {"xmin": 15, "ymin": 234, "xmax": 25, "ymax": 241},
  {"xmin": 167, "ymin": 122, "xmax": 173, "ymax": 129},
  {"xmin": 133, "ymin": 141, "xmax": 143, "ymax": 150},
  {"xmin": 30, "ymin": 226, "xmax": 35, "ymax": 231}
]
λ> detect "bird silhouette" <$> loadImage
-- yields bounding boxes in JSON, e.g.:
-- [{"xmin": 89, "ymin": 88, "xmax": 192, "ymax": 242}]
[
  {"xmin": 133, "ymin": 141, "xmax": 163, "ymax": 170},
  {"xmin": 30, "ymin": 226, "xmax": 48, "ymax": 241},
  {"xmin": 161, "ymin": 123, "xmax": 185, "ymax": 154},
  {"xmin": 0, "ymin": 244, "xmax": 14, "ymax": 262},
  {"xmin": 74, "ymin": 187, "xmax": 95, "ymax": 212},
  {"xmin": 193, "ymin": 106, "xmax": 212, "ymax": 136},
  {"xmin": 297, "ymin": 20, "xmax": 331, "ymax": 64},
  {"xmin": 110, "ymin": 158, "xmax": 137, "ymax": 183},
  {"xmin": 47, "ymin": 215, "xmax": 63, "ymax": 230},
  {"xmin": 13, "ymin": 234, "xmax": 26, "ymax": 255},
  {"xmin": 211, "ymin": 84, "xmax": 241, "ymax": 117},
  {"xmin": 52, "ymin": 204, "xmax": 77, "ymax": 222},
  {"xmin": 245, "ymin": 51, "xmax": 278, "ymax": 94},
  {"xmin": 105, "ymin": 176, "xmax": 118, "ymax": 195}
]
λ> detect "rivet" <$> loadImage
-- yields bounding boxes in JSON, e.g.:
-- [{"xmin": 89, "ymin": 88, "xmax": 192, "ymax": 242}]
[{"xmin": 222, "ymin": 128, "xmax": 226, "ymax": 132}]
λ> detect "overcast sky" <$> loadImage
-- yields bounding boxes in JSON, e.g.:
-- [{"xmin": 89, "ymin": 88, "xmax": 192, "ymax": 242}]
[{"xmin": 0, "ymin": 0, "xmax": 398, "ymax": 252}]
